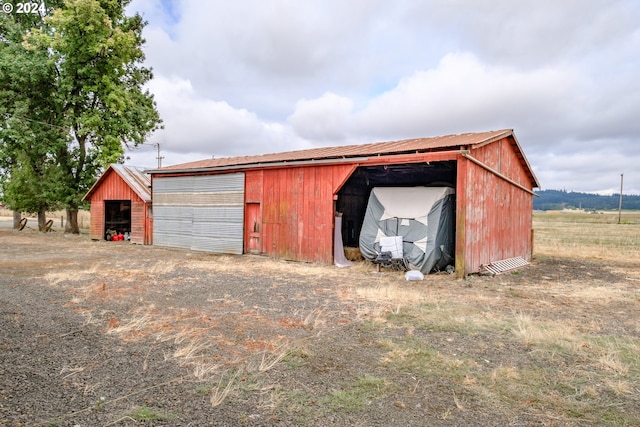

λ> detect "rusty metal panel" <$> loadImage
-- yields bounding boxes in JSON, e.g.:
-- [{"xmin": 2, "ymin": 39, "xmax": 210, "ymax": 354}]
[
  {"xmin": 158, "ymin": 130, "xmax": 516, "ymax": 172},
  {"xmin": 153, "ymin": 191, "xmax": 244, "ymax": 206}
]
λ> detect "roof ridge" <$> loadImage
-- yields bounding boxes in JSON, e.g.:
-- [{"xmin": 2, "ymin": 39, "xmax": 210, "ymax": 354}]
[{"xmin": 152, "ymin": 129, "xmax": 512, "ymax": 172}]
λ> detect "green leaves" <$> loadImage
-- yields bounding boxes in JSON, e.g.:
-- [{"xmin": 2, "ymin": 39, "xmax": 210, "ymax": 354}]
[{"xmin": 1, "ymin": 0, "xmax": 162, "ymax": 228}]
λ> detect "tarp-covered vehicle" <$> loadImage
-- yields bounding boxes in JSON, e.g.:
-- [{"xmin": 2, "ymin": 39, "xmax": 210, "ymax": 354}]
[{"xmin": 359, "ymin": 186, "xmax": 456, "ymax": 274}]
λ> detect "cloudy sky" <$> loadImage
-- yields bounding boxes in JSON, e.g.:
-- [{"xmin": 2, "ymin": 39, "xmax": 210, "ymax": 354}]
[{"xmin": 125, "ymin": 0, "xmax": 640, "ymax": 195}]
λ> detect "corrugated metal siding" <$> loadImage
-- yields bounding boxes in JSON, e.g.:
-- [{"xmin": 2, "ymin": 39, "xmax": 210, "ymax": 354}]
[
  {"xmin": 153, "ymin": 205, "xmax": 193, "ymax": 249},
  {"xmin": 85, "ymin": 168, "xmax": 151, "ymax": 243},
  {"xmin": 152, "ymin": 173, "xmax": 245, "ymax": 254},
  {"xmin": 461, "ymin": 137, "xmax": 534, "ymax": 275}
]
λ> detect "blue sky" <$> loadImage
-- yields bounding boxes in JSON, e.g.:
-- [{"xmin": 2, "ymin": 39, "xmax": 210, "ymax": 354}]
[{"xmin": 126, "ymin": 0, "xmax": 640, "ymax": 194}]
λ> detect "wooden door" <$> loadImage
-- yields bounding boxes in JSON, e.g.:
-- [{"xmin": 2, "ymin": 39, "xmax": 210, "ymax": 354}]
[{"xmin": 245, "ymin": 202, "xmax": 262, "ymax": 254}]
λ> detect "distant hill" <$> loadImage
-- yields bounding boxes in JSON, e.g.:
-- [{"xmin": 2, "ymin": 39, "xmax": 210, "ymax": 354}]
[{"xmin": 533, "ymin": 189, "xmax": 640, "ymax": 211}]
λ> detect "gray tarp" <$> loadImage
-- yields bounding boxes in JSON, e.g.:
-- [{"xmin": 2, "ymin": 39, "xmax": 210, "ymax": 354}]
[{"xmin": 359, "ymin": 187, "xmax": 455, "ymax": 273}]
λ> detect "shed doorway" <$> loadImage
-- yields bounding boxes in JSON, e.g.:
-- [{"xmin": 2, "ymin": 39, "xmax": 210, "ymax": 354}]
[
  {"xmin": 104, "ymin": 200, "xmax": 131, "ymax": 240},
  {"xmin": 335, "ymin": 161, "xmax": 457, "ymax": 257}
]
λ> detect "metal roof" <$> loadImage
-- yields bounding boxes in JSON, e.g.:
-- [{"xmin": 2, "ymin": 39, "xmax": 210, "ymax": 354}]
[
  {"xmin": 83, "ymin": 164, "xmax": 152, "ymax": 203},
  {"xmin": 149, "ymin": 129, "xmax": 539, "ymax": 188}
]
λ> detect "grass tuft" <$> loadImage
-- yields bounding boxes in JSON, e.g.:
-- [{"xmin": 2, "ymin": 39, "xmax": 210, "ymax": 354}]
[{"xmin": 125, "ymin": 405, "xmax": 176, "ymax": 422}]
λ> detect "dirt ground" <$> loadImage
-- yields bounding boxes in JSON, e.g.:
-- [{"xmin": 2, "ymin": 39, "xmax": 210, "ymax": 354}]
[{"xmin": 1, "ymin": 229, "xmax": 639, "ymax": 426}]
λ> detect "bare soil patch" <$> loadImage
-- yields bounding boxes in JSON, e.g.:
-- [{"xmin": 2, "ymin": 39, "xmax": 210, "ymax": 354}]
[{"xmin": 1, "ymin": 223, "xmax": 639, "ymax": 426}]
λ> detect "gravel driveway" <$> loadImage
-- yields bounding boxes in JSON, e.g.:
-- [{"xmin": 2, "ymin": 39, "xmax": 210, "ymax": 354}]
[
  {"xmin": 1, "ymin": 230, "xmax": 427, "ymax": 426},
  {"xmin": 2, "ymin": 229, "xmax": 639, "ymax": 426}
]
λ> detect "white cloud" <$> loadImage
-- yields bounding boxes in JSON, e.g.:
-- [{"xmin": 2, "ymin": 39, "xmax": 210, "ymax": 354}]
[
  {"xmin": 143, "ymin": 76, "xmax": 303, "ymax": 158},
  {"xmin": 125, "ymin": 0, "xmax": 640, "ymax": 194},
  {"xmin": 355, "ymin": 53, "xmax": 579, "ymax": 140},
  {"xmin": 532, "ymin": 149, "xmax": 640, "ymax": 195},
  {"xmin": 288, "ymin": 93, "xmax": 354, "ymax": 141},
  {"xmin": 287, "ymin": 53, "xmax": 581, "ymax": 144}
]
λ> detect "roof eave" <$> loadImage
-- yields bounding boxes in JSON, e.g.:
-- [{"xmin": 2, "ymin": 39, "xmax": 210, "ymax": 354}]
[
  {"xmin": 471, "ymin": 129, "xmax": 540, "ymax": 189},
  {"xmin": 146, "ymin": 156, "xmax": 372, "ymax": 175},
  {"xmin": 83, "ymin": 165, "xmax": 152, "ymax": 203}
]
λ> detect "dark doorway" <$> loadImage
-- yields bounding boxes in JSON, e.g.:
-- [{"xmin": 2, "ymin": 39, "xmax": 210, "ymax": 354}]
[
  {"xmin": 104, "ymin": 200, "xmax": 131, "ymax": 240},
  {"xmin": 335, "ymin": 161, "xmax": 456, "ymax": 247}
]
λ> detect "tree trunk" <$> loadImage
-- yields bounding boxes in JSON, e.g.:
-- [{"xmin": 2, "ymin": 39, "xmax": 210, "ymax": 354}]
[
  {"xmin": 37, "ymin": 206, "xmax": 47, "ymax": 231},
  {"xmin": 12, "ymin": 210, "xmax": 21, "ymax": 229},
  {"xmin": 65, "ymin": 207, "xmax": 80, "ymax": 234}
]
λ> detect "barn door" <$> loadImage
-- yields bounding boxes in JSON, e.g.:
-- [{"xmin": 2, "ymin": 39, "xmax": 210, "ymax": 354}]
[
  {"xmin": 245, "ymin": 202, "xmax": 262, "ymax": 254},
  {"xmin": 152, "ymin": 173, "xmax": 245, "ymax": 254}
]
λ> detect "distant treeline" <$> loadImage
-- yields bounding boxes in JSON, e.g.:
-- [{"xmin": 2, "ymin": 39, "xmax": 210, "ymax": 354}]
[{"xmin": 533, "ymin": 189, "xmax": 640, "ymax": 211}]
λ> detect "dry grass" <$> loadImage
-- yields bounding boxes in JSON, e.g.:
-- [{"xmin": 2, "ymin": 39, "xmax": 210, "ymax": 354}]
[
  {"xmin": 365, "ymin": 211, "xmax": 640, "ymax": 424},
  {"xmin": 533, "ymin": 211, "xmax": 640, "ymax": 262},
  {"xmin": 16, "ymin": 208, "xmax": 639, "ymax": 423},
  {"xmin": 511, "ymin": 312, "xmax": 579, "ymax": 348},
  {"xmin": 0, "ymin": 208, "xmax": 91, "ymax": 229}
]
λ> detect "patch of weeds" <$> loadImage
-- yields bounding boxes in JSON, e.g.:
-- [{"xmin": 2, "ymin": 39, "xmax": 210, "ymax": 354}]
[
  {"xmin": 385, "ymin": 310, "xmax": 418, "ymax": 325},
  {"xmin": 273, "ymin": 388, "xmax": 314, "ymax": 424},
  {"xmin": 44, "ymin": 419, "xmax": 64, "ymax": 427},
  {"xmin": 599, "ymin": 410, "xmax": 629, "ymax": 425},
  {"xmin": 380, "ymin": 337, "xmax": 473, "ymax": 380},
  {"xmin": 387, "ymin": 303, "xmax": 494, "ymax": 335},
  {"xmin": 93, "ymin": 396, "xmax": 107, "ymax": 412},
  {"xmin": 195, "ymin": 384, "xmax": 212, "ymax": 396},
  {"xmin": 126, "ymin": 405, "xmax": 176, "ymax": 422},
  {"xmin": 590, "ymin": 336, "xmax": 640, "ymax": 375},
  {"xmin": 505, "ymin": 287, "xmax": 525, "ymax": 298},
  {"xmin": 283, "ymin": 347, "xmax": 313, "ymax": 368},
  {"xmin": 358, "ymin": 319, "xmax": 385, "ymax": 334},
  {"xmin": 321, "ymin": 375, "xmax": 390, "ymax": 413},
  {"xmin": 323, "ymin": 389, "xmax": 368, "ymax": 413},
  {"xmin": 470, "ymin": 355, "xmax": 640, "ymax": 426}
]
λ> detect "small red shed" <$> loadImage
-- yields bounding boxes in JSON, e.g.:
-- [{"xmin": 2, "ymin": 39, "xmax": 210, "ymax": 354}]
[
  {"xmin": 148, "ymin": 130, "xmax": 540, "ymax": 276},
  {"xmin": 83, "ymin": 165, "xmax": 153, "ymax": 245}
]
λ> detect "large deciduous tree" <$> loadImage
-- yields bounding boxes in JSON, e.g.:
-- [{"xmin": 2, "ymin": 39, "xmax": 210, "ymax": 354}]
[
  {"xmin": 0, "ymin": 5, "xmax": 66, "ymax": 230},
  {"xmin": 1, "ymin": 0, "xmax": 162, "ymax": 233}
]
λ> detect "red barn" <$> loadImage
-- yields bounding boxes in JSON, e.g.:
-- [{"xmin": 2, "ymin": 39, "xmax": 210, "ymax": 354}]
[
  {"xmin": 83, "ymin": 165, "xmax": 153, "ymax": 245},
  {"xmin": 148, "ymin": 130, "xmax": 539, "ymax": 276}
]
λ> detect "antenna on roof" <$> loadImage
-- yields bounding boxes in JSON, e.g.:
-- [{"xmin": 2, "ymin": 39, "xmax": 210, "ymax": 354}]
[{"xmin": 154, "ymin": 143, "xmax": 164, "ymax": 168}]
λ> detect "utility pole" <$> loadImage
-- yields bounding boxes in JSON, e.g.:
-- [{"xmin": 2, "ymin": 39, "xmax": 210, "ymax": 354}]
[
  {"xmin": 618, "ymin": 173, "xmax": 624, "ymax": 224},
  {"xmin": 155, "ymin": 143, "xmax": 164, "ymax": 168}
]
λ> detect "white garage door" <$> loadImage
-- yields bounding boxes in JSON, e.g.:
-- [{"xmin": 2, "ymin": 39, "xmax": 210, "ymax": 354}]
[{"xmin": 152, "ymin": 173, "xmax": 245, "ymax": 254}]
